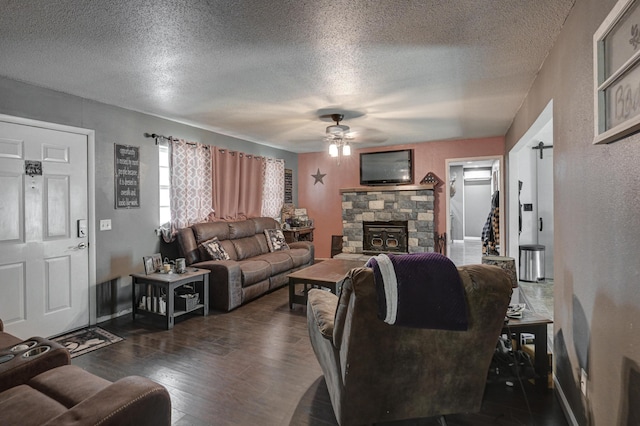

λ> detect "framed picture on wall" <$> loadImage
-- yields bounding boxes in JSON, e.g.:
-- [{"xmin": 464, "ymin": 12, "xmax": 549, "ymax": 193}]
[
  {"xmin": 143, "ymin": 256, "xmax": 155, "ymax": 275},
  {"xmin": 593, "ymin": 0, "xmax": 640, "ymax": 144}
]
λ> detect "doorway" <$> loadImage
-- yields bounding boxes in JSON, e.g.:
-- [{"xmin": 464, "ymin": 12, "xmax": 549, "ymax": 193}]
[
  {"xmin": 446, "ymin": 156, "xmax": 504, "ymax": 265},
  {"xmin": 0, "ymin": 115, "xmax": 96, "ymax": 339},
  {"xmin": 508, "ymin": 101, "xmax": 554, "ymax": 281}
]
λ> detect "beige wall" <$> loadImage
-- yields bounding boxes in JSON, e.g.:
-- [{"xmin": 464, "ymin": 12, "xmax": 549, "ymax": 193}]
[{"xmin": 506, "ymin": 0, "xmax": 640, "ymax": 424}]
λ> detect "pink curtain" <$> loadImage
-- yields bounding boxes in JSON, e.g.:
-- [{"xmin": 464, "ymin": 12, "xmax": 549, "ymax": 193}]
[{"xmin": 212, "ymin": 149, "xmax": 264, "ymax": 220}]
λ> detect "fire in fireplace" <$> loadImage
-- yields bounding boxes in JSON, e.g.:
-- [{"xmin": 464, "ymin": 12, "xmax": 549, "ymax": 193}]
[{"xmin": 363, "ymin": 221, "xmax": 408, "ymax": 254}]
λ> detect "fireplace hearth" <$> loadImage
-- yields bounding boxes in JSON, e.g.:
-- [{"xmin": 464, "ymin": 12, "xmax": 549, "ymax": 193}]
[{"xmin": 363, "ymin": 221, "xmax": 408, "ymax": 254}]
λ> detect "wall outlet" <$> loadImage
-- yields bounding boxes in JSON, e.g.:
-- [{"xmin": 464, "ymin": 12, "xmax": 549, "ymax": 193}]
[
  {"xmin": 580, "ymin": 368, "xmax": 588, "ymax": 396},
  {"xmin": 100, "ymin": 219, "xmax": 112, "ymax": 231}
]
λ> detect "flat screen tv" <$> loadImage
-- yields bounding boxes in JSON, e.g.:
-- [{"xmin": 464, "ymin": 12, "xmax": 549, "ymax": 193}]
[{"xmin": 359, "ymin": 149, "xmax": 414, "ymax": 186}]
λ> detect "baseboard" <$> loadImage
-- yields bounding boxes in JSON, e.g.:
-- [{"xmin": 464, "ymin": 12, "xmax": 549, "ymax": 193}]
[
  {"xmin": 554, "ymin": 374, "xmax": 579, "ymax": 426},
  {"xmin": 96, "ymin": 308, "xmax": 132, "ymax": 324}
]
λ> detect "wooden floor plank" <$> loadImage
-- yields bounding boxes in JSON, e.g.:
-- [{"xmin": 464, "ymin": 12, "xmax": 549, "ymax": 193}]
[{"xmin": 72, "ymin": 287, "xmax": 568, "ymax": 425}]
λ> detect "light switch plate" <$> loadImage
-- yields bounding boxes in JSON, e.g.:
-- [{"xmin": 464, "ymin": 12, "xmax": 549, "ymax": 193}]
[{"xmin": 100, "ymin": 219, "xmax": 112, "ymax": 231}]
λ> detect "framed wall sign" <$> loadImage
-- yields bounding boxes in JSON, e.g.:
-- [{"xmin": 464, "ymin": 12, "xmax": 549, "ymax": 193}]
[
  {"xmin": 114, "ymin": 144, "xmax": 140, "ymax": 208},
  {"xmin": 594, "ymin": 0, "xmax": 640, "ymax": 144},
  {"xmin": 284, "ymin": 168, "xmax": 293, "ymax": 203}
]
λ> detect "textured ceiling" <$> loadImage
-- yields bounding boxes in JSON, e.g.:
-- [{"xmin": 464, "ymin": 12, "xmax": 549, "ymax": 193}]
[{"xmin": 0, "ymin": 0, "xmax": 574, "ymax": 153}]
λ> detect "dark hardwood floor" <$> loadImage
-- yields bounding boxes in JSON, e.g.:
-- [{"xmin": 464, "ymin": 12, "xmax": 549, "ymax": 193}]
[{"xmin": 73, "ymin": 288, "xmax": 569, "ymax": 426}]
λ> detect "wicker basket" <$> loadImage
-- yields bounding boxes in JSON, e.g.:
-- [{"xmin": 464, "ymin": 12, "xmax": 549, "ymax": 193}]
[{"xmin": 175, "ymin": 293, "xmax": 199, "ymax": 311}]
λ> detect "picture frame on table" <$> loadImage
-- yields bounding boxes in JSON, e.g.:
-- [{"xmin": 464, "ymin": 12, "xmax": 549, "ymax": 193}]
[
  {"xmin": 151, "ymin": 253, "xmax": 162, "ymax": 272},
  {"xmin": 143, "ymin": 256, "xmax": 155, "ymax": 275}
]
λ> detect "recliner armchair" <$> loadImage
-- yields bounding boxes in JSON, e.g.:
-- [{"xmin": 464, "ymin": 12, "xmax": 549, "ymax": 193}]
[
  {"xmin": 307, "ymin": 263, "xmax": 512, "ymax": 425},
  {"xmin": 0, "ymin": 320, "xmax": 171, "ymax": 425}
]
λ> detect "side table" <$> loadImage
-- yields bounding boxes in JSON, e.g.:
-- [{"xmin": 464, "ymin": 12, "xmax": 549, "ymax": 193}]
[
  {"xmin": 502, "ymin": 311, "xmax": 553, "ymax": 392},
  {"xmin": 131, "ymin": 268, "xmax": 210, "ymax": 330},
  {"xmin": 282, "ymin": 226, "xmax": 314, "ymax": 243}
]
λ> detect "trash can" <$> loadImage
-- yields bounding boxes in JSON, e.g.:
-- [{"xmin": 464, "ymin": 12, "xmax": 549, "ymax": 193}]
[{"xmin": 519, "ymin": 244, "xmax": 545, "ymax": 282}]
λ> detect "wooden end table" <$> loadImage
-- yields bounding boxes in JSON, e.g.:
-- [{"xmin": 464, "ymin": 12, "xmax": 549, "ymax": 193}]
[
  {"xmin": 131, "ymin": 268, "xmax": 210, "ymax": 329},
  {"xmin": 287, "ymin": 259, "xmax": 365, "ymax": 309},
  {"xmin": 502, "ymin": 311, "xmax": 553, "ymax": 392},
  {"xmin": 282, "ymin": 226, "xmax": 314, "ymax": 243}
]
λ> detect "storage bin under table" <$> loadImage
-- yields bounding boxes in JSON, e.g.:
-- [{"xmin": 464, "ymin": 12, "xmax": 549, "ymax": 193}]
[{"xmin": 131, "ymin": 268, "xmax": 210, "ymax": 330}]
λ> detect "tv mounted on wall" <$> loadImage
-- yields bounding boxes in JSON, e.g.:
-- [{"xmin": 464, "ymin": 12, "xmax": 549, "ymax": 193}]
[{"xmin": 359, "ymin": 149, "xmax": 414, "ymax": 186}]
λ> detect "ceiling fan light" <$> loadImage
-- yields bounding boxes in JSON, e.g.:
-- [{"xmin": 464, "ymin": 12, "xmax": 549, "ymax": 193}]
[
  {"xmin": 342, "ymin": 142, "xmax": 351, "ymax": 156},
  {"xmin": 329, "ymin": 143, "xmax": 339, "ymax": 157}
]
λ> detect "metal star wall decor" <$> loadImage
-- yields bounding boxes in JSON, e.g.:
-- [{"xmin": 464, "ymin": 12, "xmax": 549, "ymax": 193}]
[{"xmin": 311, "ymin": 168, "xmax": 326, "ymax": 185}]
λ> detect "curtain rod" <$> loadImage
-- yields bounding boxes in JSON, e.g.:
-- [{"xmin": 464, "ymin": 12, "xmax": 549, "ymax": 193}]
[{"xmin": 144, "ymin": 132, "xmax": 175, "ymax": 144}]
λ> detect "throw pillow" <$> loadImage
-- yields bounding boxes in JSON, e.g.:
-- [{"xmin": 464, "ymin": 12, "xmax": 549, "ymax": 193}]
[
  {"xmin": 264, "ymin": 229, "xmax": 289, "ymax": 252},
  {"xmin": 202, "ymin": 237, "xmax": 230, "ymax": 261}
]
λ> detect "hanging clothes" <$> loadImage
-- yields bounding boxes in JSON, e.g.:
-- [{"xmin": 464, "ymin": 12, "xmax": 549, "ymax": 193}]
[{"xmin": 482, "ymin": 191, "xmax": 500, "ymax": 255}]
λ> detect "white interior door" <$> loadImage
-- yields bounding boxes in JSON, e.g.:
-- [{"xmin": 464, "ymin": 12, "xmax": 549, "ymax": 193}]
[{"xmin": 0, "ymin": 121, "xmax": 89, "ymax": 339}]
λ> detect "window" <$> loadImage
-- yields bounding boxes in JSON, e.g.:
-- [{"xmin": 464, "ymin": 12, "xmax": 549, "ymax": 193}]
[{"xmin": 159, "ymin": 144, "xmax": 171, "ymax": 226}]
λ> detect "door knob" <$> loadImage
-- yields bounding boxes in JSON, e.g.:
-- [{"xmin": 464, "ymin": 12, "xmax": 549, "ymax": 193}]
[{"xmin": 76, "ymin": 242, "xmax": 88, "ymax": 250}]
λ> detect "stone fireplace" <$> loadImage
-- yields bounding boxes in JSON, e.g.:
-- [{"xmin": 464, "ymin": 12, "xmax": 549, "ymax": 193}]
[
  {"xmin": 362, "ymin": 221, "xmax": 408, "ymax": 254},
  {"xmin": 341, "ymin": 185, "xmax": 435, "ymax": 255}
]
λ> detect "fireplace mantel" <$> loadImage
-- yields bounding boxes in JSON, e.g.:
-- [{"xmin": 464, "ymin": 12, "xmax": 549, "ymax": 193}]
[{"xmin": 339, "ymin": 184, "xmax": 434, "ymax": 194}]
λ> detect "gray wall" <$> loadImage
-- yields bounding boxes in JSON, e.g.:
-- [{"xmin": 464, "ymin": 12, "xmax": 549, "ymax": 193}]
[
  {"xmin": 0, "ymin": 76, "xmax": 298, "ymax": 319},
  {"xmin": 506, "ymin": 0, "xmax": 640, "ymax": 424}
]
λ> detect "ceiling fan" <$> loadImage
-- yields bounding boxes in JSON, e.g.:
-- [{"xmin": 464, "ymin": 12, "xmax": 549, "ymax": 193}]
[{"xmin": 323, "ymin": 114, "xmax": 354, "ymax": 157}]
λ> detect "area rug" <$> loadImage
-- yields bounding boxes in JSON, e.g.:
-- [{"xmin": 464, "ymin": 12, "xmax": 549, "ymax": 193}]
[{"xmin": 52, "ymin": 327, "xmax": 123, "ymax": 358}]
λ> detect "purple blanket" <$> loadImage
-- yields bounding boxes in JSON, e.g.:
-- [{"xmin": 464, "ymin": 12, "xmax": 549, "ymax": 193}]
[{"xmin": 366, "ymin": 253, "xmax": 468, "ymax": 330}]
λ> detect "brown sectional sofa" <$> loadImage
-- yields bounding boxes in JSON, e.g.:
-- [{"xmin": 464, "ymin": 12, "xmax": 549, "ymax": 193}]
[
  {"xmin": 0, "ymin": 320, "xmax": 171, "ymax": 425},
  {"xmin": 177, "ymin": 217, "xmax": 314, "ymax": 311}
]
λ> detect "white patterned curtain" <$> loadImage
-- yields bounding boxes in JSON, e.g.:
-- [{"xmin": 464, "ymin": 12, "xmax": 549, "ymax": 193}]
[
  {"xmin": 163, "ymin": 139, "xmax": 214, "ymax": 242},
  {"xmin": 261, "ymin": 158, "xmax": 285, "ymax": 219}
]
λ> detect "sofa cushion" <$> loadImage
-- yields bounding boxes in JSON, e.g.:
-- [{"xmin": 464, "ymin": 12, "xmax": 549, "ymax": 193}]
[
  {"xmin": 287, "ymin": 246, "xmax": 313, "ymax": 267},
  {"xmin": 254, "ymin": 252, "xmax": 294, "ymax": 275},
  {"xmin": 237, "ymin": 259, "xmax": 272, "ymax": 286},
  {"xmin": 219, "ymin": 239, "xmax": 238, "ymax": 260},
  {"xmin": 201, "ymin": 237, "xmax": 231, "ymax": 261},
  {"xmin": 228, "ymin": 220, "xmax": 256, "ymax": 239},
  {"xmin": 264, "ymin": 229, "xmax": 290, "ymax": 252},
  {"xmin": 232, "ymin": 236, "xmax": 264, "ymax": 260},
  {"xmin": 0, "ymin": 385, "xmax": 66, "ymax": 425},
  {"xmin": 0, "ymin": 331, "xmax": 22, "ymax": 349},
  {"xmin": 29, "ymin": 365, "xmax": 110, "ymax": 407},
  {"xmin": 192, "ymin": 221, "xmax": 230, "ymax": 244},
  {"xmin": 252, "ymin": 217, "xmax": 279, "ymax": 232}
]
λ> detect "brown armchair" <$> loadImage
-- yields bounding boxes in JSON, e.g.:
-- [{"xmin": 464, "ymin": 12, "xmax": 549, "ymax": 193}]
[
  {"xmin": 0, "ymin": 365, "xmax": 171, "ymax": 426},
  {"xmin": 307, "ymin": 264, "xmax": 512, "ymax": 425}
]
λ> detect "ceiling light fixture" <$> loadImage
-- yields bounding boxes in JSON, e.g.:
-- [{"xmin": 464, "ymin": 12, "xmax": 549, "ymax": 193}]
[{"xmin": 325, "ymin": 114, "xmax": 352, "ymax": 161}]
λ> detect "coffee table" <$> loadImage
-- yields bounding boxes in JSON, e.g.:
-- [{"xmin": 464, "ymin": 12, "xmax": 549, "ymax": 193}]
[
  {"xmin": 288, "ymin": 259, "xmax": 365, "ymax": 309},
  {"xmin": 502, "ymin": 311, "xmax": 553, "ymax": 392}
]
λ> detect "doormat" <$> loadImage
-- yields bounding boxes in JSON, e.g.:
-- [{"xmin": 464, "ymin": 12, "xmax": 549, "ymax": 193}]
[{"xmin": 51, "ymin": 327, "xmax": 124, "ymax": 358}]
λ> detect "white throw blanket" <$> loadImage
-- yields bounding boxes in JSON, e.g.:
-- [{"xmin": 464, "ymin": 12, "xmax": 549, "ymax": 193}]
[{"xmin": 371, "ymin": 254, "xmax": 398, "ymax": 325}]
